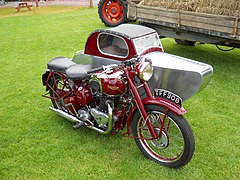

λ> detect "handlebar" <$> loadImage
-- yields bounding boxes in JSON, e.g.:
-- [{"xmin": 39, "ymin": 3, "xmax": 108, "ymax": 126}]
[
  {"xmin": 86, "ymin": 57, "xmax": 142, "ymax": 75},
  {"xmin": 86, "ymin": 64, "xmax": 119, "ymax": 74},
  {"xmin": 86, "ymin": 66, "xmax": 104, "ymax": 74}
]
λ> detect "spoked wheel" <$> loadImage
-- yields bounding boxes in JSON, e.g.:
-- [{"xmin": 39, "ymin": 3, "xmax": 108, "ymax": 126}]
[
  {"xmin": 48, "ymin": 73, "xmax": 68, "ymax": 110},
  {"xmin": 132, "ymin": 105, "xmax": 195, "ymax": 168},
  {"xmin": 98, "ymin": 0, "xmax": 127, "ymax": 27}
]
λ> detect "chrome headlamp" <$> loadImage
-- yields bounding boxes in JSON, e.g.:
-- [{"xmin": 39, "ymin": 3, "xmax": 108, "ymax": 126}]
[{"xmin": 138, "ymin": 61, "xmax": 153, "ymax": 81}]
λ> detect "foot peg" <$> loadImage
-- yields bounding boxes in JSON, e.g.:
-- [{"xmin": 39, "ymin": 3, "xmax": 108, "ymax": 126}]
[{"xmin": 73, "ymin": 121, "xmax": 84, "ymax": 129}]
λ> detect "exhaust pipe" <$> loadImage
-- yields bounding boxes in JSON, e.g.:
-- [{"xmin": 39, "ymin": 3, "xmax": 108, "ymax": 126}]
[
  {"xmin": 49, "ymin": 107, "xmax": 80, "ymax": 123},
  {"xmin": 49, "ymin": 107, "xmax": 105, "ymax": 133}
]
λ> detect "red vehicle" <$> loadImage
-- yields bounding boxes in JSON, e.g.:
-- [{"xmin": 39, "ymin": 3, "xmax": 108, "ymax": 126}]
[{"xmin": 42, "ymin": 24, "xmax": 213, "ymax": 168}]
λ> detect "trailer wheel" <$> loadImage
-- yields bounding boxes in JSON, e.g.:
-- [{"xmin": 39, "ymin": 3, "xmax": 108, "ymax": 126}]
[
  {"xmin": 98, "ymin": 0, "xmax": 127, "ymax": 27},
  {"xmin": 175, "ymin": 39, "xmax": 196, "ymax": 46}
]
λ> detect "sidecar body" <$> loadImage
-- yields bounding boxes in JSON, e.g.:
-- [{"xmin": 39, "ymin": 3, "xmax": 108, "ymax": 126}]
[{"xmin": 72, "ymin": 24, "xmax": 213, "ymax": 101}]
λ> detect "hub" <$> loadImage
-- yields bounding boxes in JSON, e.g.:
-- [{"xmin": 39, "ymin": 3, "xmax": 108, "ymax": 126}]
[{"xmin": 150, "ymin": 129, "xmax": 169, "ymax": 149}]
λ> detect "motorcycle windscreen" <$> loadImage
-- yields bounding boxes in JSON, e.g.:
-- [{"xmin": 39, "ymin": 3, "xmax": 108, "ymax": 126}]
[{"xmin": 146, "ymin": 52, "xmax": 213, "ymax": 102}]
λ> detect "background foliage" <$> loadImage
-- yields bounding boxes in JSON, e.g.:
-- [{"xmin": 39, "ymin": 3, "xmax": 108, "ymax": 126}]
[{"xmin": 0, "ymin": 6, "xmax": 239, "ymax": 179}]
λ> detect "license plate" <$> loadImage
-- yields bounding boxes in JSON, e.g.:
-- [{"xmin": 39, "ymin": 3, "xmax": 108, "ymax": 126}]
[{"xmin": 154, "ymin": 89, "xmax": 182, "ymax": 107}]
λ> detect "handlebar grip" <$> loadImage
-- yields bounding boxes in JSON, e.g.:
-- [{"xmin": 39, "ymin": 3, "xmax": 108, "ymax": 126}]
[{"xmin": 87, "ymin": 66, "xmax": 104, "ymax": 74}]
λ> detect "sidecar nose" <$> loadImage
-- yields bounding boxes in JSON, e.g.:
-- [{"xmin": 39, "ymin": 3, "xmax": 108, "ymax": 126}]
[{"xmin": 144, "ymin": 52, "xmax": 213, "ymax": 101}]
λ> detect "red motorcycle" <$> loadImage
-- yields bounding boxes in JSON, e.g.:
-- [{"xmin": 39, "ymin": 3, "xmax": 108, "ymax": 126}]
[{"xmin": 42, "ymin": 56, "xmax": 195, "ymax": 168}]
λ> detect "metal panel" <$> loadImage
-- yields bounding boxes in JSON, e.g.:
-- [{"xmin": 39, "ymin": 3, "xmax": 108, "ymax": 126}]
[{"xmin": 145, "ymin": 52, "xmax": 213, "ymax": 101}]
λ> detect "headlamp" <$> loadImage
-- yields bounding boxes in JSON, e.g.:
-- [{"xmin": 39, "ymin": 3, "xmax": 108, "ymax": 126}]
[{"xmin": 138, "ymin": 61, "xmax": 153, "ymax": 81}]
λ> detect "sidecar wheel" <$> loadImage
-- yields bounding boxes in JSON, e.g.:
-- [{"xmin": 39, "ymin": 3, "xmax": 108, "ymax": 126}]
[{"xmin": 132, "ymin": 105, "xmax": 195, "ymax": 168}]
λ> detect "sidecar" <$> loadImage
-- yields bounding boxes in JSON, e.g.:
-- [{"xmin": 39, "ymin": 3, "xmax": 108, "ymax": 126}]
[{"xmin": 72, "ymin": 24, "xmax": 213, "ymax": 101}]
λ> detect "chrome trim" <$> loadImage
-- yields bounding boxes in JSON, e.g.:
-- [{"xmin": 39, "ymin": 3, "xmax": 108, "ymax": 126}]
[
  {"xmin": 50, "ymin": 107, "xmax": 80, "ymax": 123},
  {"xmin": 49, "ymin": 106, "xmax": 113, "ymax": 134}
]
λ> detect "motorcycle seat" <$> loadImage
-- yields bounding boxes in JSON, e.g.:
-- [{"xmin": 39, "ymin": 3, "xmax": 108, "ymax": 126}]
[
  {"xmin": 66, "ymin": 64, "xmax": 92, "ymax": 80},
  {"xmin": 47, "ymin": 56, "xmax": 76, "ymax": 72}
]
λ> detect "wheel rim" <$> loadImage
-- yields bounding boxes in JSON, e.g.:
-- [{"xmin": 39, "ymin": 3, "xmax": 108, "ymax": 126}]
[
  {"xmin": 137, "ymin": 111, "xmax": 185, "ymax": 163},
  {"xmin": 102, "ymin": 0, "xmax": 124, "ymax": 24}
]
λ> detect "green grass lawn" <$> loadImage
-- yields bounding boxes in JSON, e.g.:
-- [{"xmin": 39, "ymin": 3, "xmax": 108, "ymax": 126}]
[{"xmin": 0, "ymin": 6, "xmax": 240, "ymax": 179}]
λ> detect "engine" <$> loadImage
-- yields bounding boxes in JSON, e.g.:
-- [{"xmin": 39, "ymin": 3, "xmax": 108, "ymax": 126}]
[
  {"xmin": 89, "ymin": 94, "xmax": 114, "ymax": 127},
  {"xmin": 64, "ymin": 74, "xmax": 123, "ymax": 129},
  {"xmin": 71, "ymin": 83, "xmax": 118, "ymax": 128},
  {"xmin": 86, "ymin": 70, "xmax": 125, "ymax": 127}
]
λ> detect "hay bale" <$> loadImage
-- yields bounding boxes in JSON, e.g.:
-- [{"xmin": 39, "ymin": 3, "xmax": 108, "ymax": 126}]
[{"xmin": 141, "ymin": 0, "xmax": 240, "ymax": 16}]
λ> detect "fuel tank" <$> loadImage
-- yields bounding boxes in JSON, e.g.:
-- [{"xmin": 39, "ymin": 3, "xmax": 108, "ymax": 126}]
[{"xmin": 90, "ymin": 70, "xmax": 126, "ymax": 96}]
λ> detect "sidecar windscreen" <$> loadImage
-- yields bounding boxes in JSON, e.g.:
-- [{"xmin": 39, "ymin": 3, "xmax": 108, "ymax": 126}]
[{"xmin": 98, "ymin": 33, "xmax": 128, "ymax": 58}]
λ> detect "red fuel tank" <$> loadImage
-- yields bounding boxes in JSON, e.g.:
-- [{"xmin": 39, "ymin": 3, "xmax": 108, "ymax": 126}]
[{"xmin": 91, "ymin": 70, "xmax": 126, "ymax": 96}]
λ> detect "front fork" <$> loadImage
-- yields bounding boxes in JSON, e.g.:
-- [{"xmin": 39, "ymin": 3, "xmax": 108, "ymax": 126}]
[{"xmin": 125, "ymin": 70, "xmax": 158, "ymax": 139}]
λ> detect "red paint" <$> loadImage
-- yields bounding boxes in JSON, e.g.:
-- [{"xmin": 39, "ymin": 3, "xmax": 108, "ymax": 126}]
[
  {"xmin": 76, "ymin": 85, "xmax": 93, "ymax": 106},
  {"xmin": 64, "ymin": 96, "xmax": 81, "ymax": 114},
  {"xmin": 123, "ymin": 67, "xmax": 157, "ymax": 139},
  {"xmin": 97, "ymin": 70, "xmax": 126, "ymax": 96},
  {"xmin": 102, "ymin": 0, "xmax": 124, "ymax": 24},
  {"xmin": 140, "ymin": 47, "xmax": 163, "ymax": 56},
  {"xmin": 84, "ymin": 31, "xmax": 136, "ymax": 61}
]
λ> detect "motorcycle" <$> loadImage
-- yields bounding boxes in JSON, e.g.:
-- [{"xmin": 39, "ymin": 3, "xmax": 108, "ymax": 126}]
[{"xmin": 42, "ymin": 56, "xmax": 195, "ymax": 168}]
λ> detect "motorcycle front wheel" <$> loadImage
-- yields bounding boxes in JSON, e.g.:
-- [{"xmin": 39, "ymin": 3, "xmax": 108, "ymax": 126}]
[{"xmin": 132, "ymin": 105, "xmax": 195, "ymax": 168}]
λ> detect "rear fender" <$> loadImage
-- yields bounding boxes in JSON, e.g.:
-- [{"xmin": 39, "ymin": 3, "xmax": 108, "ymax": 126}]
[
  {"xmin": 125, "ymin": 97, "xmax": 187, "ymax": 134},
  {"xmin": 42, "ymin": 70, "xmax": 50, "ymax": 87}
]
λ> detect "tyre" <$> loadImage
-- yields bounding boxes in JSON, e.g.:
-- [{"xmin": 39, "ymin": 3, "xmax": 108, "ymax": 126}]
[
  {"xmin": 132, "ymin": 105, "xmax": 195, "ymax": 168},
  {"xmin": 49, "ymin": 73, "xmax": 68, "ymax": 110},
  {"xmin": 98, "ymin": 0, "xmax": 127, "ymax": 27}
]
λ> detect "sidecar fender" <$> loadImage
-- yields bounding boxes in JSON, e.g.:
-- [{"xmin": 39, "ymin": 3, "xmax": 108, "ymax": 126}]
[{"xmin": 126, "ymin": 97, "xmax": 187, "ymax": 134}]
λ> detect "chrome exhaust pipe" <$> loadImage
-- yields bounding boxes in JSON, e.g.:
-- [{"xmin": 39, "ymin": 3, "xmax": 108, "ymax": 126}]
[
  {"xmin": 49, "ymin": 107, "xmax": 105, "ymax": 133},
  {"xmin": 49, "ymin": 107, "xmax": 80, "ymax": 123}
]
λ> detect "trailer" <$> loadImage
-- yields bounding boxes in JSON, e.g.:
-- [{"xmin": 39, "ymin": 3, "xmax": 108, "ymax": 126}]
[{"xmin": 98, "ymin": 0, "xmax": 240, "ymax": 48}]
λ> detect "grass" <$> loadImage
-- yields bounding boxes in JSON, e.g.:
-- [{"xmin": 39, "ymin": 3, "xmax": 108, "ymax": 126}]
[{"xmin": 0, "ymin": 6, "xmax": 240, "ymax": 179}]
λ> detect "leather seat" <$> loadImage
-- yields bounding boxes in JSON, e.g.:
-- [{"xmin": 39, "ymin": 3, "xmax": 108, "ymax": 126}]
[
  {"xmin": 66, "ymin": 64, "xmax": 92, "ymax": 80},
  {"xmin": 47, "ymin": 56, "xmax": 76, "ymax": 72}
]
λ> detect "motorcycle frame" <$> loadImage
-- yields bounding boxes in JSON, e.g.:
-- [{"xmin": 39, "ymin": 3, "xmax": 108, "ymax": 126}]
[
  {"xmin": 43, "ymin": 66, "xmax": 187, "ymax": 139},
  {"xmin": 42, "ymin": 71, "xmax": 74, "ymax": 101}
]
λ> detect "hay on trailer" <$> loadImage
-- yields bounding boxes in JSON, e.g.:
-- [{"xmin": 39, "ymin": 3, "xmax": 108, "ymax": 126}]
[{"xmin": 141, "ymin": 0, "xmax": 240, "ymax": 16}]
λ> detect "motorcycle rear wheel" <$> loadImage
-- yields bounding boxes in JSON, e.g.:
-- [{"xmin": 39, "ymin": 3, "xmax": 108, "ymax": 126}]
[
  {"xmin": 132, "ymin": 105, "xmax": 195, "ymax": 168},
  {"xmin": 49, "ymin": 74, "xmax": 68, "ymax": 110}
]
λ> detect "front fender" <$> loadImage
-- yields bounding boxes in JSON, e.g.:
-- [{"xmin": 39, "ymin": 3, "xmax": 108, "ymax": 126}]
[
  {"xmin": 125, "ymin": 97, "xmax": 187, "ymax": 134},
  {"xmin": 141, "ymin": 97, "xmax": 187, "ymax": 115}
]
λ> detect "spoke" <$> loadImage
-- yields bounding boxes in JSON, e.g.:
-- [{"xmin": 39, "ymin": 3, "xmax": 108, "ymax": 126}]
[{"xmin": 138, "ymin": 110, "xmax": 185, "ymax": 161}]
